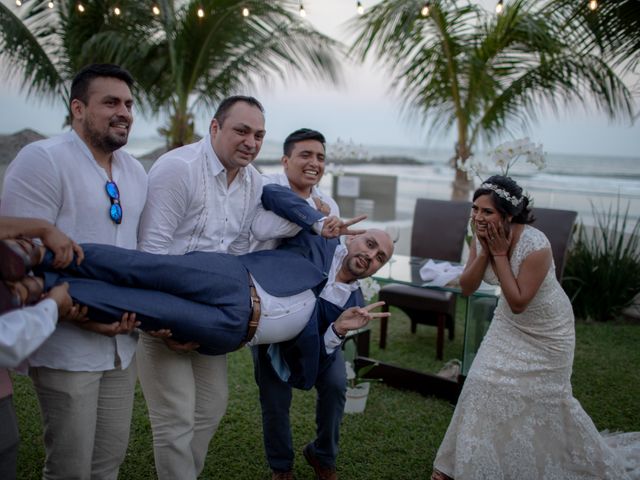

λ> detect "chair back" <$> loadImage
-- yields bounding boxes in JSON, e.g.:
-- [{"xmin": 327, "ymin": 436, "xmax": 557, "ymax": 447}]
[
  {"xmin": 531, "ymin": 207, "xmax": 577, "ymax": 282},
  {"xmin": 410, "ymin": 198, "xmax": 471, "ymax": 262}
]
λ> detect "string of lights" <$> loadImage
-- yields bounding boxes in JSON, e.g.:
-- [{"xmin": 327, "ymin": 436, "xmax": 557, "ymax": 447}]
[{"xmin": 10, "ymin": 0, "xmax": 601, "ymax": 17}]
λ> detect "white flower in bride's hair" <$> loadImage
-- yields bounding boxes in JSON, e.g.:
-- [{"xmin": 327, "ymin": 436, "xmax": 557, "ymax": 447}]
[{"xmin": 358, "ymin": 277, "xmax": 381, "ymax": 301}]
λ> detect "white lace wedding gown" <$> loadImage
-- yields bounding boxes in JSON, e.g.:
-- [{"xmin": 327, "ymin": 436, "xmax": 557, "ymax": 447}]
[{"xmin": 433, "ymin": 225, "xmax": 640, "ymax": 479}]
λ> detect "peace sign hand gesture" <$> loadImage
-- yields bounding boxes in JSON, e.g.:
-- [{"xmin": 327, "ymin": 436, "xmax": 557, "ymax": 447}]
[
  {"xmin": 321, "ymin": 214, "xmax": 368, "ymax": 239},
  {"xmin": 333, "ymin": 301, "xmax": 390, "ymax": 336}
]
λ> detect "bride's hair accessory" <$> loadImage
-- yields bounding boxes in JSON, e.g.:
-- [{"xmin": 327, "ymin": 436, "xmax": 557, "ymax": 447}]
[{"xmin": 480, "ymin": 182, "xmax": 523, "ymax": 207}]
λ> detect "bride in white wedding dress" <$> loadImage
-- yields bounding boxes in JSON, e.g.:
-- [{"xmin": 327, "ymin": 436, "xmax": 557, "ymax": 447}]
[{"xmin": 432, "ymin": 175, "xmax": 640, "ymax": 480}]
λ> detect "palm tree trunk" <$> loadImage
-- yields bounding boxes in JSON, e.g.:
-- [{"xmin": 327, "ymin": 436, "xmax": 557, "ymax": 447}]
[
  {"xmin": 160, "ymin": 105, "xmax": 195, "ymax": 150},
  {"xmin": 451, "ymin": 167, "xmax": 472, "ymax": 201},
  {"xmin": 169, "ymin": 110, "xmax": 194, "ymax": 150}
]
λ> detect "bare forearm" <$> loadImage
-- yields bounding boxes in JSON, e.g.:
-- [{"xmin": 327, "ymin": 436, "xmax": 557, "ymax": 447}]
[
  {"xmin": 459, "ymin": 241, "xmax": 489, "ymax": 296},
  {"xmin": 0, "ymin": 216, "xmax": 55, "ymax": 240}
]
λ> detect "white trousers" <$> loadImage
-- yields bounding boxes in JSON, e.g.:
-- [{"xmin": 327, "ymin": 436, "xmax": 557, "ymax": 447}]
[
  {"xmin": 136, "ymin": 333, "xmax": 228, "ymax": 480},
  {"xmin": 29, "ymin": 362, "xmax": 137, "ymax": 480}
]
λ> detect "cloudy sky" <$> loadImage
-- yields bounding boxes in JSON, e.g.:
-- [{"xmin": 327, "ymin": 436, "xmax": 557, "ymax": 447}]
[{"xmin": 0, "ymin": 0, "xmax": 638, "ymax": 157}]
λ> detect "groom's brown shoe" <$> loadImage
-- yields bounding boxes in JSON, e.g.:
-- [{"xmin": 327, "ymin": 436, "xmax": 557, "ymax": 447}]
[
  {"xmin": 302, "ymin": 443, "xmax": 337, "ymax": 480},
  {"xmin": 271, "ymin": 471, "xmax": 294, "ymax": 480}
]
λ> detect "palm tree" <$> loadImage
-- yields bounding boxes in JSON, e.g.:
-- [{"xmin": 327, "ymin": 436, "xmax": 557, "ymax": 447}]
[
  {"xmin": 350, "ymin": 0, "xmax": 634, "ymax": 200},
  {"xmin": 0, "ymin": 0, "xmax": 343, "ymax": 148},
  {"xmin": 545, "ymin": 0, "xmax": 640, "ymax": 103},
  {"xmin": 546, "ymin": 0, "xmax": 640, "ymax": 74}
]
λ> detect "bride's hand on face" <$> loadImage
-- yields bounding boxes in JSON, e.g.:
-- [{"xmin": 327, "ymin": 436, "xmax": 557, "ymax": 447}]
[
  {"xmin": 486, "ymin": 220, "xmax": 511, "ymax": 257},
  {"xmin": 471, "ymin": 218, "xmax": 490, "ymax": 252}
]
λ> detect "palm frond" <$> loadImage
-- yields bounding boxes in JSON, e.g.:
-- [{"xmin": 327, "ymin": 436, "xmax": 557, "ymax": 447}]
[
  {"xmin": 350, "ymin": 0, "xmax": 634, "ymax": 169},
  {"xmin": 544, "ymin": 0, "xmax": 640, "ymax": 74},
  {"xmin": 0, "ymin": 1, "xmax": 66, "ymax": 103}
]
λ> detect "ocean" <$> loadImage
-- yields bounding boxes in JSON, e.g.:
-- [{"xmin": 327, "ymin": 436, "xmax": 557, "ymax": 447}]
[{"xmin": 1, "ymin": 135, "xmax": 639, "ymax": 255}]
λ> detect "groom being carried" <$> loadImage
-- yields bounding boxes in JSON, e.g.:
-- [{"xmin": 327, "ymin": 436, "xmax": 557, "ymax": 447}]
[{"xmin": 29, "ymin": 184, "xmax": 393, "ymax": 390}]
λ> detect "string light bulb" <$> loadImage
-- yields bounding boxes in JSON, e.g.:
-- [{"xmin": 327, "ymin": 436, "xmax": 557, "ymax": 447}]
[
  {"xmin": 242, "ymin": 7, "xmax": 249, "ymax": 16},
  {"xmin": 356, "ymin": 1, "xmax": 364, "ymax": 15},
  {"xmin": 48, "ymin": 1, "xmax": 54, "ymax": 8},
  {"xmin": 113, "ymin": 6, "xmax": 121, "ymax": 15},
  {"xmin": 588, "ymin": 0, "xmax": 597, "ymax": 10},
  {"xmin": 299, "ymin": 3, "xmax": 305, "ymax": 17},
  {"xmin": 197, "ymin": 6, "xmax": 204, "ymax": 17},
  {"xmin": 420, "ymin": 1, "xmax": 430, "ymax": 17},
  {"xmin": 495, "ymin": 0, "xmax": 504, "ymax": 14},
  {"xmin": 152, "ymin": 4, "xmax": 160, "ymax": 15},
  {"xmin": 15, "ymin": 0, "xmax": 22, "ymax": 6},
  {"xmin": 77, "ymin": 2, "xmax": 84, "ymax": 12}
]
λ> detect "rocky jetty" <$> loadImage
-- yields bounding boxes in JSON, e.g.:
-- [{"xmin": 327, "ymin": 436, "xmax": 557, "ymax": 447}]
[{"xmin": 0, "ymin": 129, "xmax": 46, "ymax": 164}]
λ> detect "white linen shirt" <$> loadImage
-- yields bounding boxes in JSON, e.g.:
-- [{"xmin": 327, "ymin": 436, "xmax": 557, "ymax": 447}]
[
  {"xmin": 246, "ymin": 244, "xmax": 358, "ymax": 352},
  {"xmin": 0, "ymin": 130, "xmax": 148, "ymax": 371},
  {"xmin": 138, "ymin": 134, "xmax": 263, "ymax": 255},
  {"xmin": 0, "ymin": 299, "xmax": 58, "ymax": 368},
  {"xmin": 247, "ymin": 172, "xmax": 347, "ymax": 350},
  {"xmin": 320, "ymin": 243, "xmax": 362, "ymax": 353}
]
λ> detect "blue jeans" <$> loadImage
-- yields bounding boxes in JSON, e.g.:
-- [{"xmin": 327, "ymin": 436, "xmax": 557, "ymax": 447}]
[{"xmin": 252, "ymin": 345, "xmax": 346, "ymax": 472}]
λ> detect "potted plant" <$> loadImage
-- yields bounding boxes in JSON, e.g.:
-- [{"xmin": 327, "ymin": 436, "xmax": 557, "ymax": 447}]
[{"xmin": 343, "ymin": 336, "xmax": 379, "ymax": 414}]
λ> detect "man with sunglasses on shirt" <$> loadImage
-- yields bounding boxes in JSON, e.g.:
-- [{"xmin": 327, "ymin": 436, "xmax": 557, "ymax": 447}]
[{"xmin": 0, "ymin": 64, "xmax": 147, "ymax": 480}]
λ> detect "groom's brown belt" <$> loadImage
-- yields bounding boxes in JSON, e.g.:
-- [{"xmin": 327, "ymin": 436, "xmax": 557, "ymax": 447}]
[{"xmin": 242, "ymin": 276, "xmax": 261, "ymax": 345}]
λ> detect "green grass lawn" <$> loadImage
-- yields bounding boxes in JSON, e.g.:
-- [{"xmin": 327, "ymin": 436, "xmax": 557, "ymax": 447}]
[{"xmin": 13, "ymin": 309, "xmax": 640, "ymax": 480}]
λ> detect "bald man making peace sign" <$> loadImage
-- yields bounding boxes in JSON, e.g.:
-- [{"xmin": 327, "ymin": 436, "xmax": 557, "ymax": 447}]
[{"xmin": 40, "ymin": 184, "xmax": 394, "ymax": 391}]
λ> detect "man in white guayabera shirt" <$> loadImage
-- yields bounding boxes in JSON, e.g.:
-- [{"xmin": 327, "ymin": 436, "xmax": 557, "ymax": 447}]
[
  {"xmin": 0, "ymin": 64, "xmax": 147, "ymax": 480},
  {"xmin": 136, "ymin": 95, "xmax": 267, "ymax": 480}
]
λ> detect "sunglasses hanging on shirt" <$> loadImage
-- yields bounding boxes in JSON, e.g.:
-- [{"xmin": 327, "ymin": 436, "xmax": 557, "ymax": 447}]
[{"xmin": 105, "ymin": 180, "xmax": 123, "ymax": 224}]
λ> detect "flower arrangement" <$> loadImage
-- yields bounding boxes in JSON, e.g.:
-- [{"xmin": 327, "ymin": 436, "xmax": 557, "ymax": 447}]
[
  {"xmin": 457, "ymin": 137, "xmax": 546, "ymax": 181},
  {"xmin": 358, "ymin": 276, "xmax": 381, "ymax": 301},
  {"xmin": 327, "ymin": 137, "xmax": 369, "ymax": 163}
]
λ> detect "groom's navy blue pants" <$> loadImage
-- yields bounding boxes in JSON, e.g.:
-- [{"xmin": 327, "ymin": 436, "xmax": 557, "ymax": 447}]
[
  {"xmin": 41, "ymin": 244, "xmax": 253, "ymax": 356},
  {"xmin": 252, "ymin": 344, "xmax": 346, "ymax": 472}
]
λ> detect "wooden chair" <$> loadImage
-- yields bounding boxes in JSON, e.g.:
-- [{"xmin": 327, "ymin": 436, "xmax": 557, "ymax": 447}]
[
  {"xmin": 378, "ymin": 198, "xmax": 471, "ymax": 359},
  {"xmin": 530, "ymin": 207, "xmax": 577, "ymax": 282}
]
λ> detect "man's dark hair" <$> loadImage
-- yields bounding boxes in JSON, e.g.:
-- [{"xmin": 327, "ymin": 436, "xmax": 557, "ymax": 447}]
[
  {"xmin": 213, "ymin": 95, "xmax": 264, "ymax": 127},
  {"xmin": 283, "ymin": 128, "xmax": 326, "ymax": 157},
  {"xmin": 70, "ymin": 64, "xmax": 134, "ymax": 105}
]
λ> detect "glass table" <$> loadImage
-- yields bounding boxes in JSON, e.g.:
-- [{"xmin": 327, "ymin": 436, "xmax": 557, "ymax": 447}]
[{"xmin": 359, "ymin": 254, "xmax": 500, "ymax": 402}]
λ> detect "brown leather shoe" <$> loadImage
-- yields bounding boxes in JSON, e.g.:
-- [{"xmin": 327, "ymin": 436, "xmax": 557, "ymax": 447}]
[
  {"xmin": 272, "ymin": 471, "xmax": 294, "ymax": 480},
  {"xmin": 302, "ymin": 443, "xmax": 337, "ymax": 480}
]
